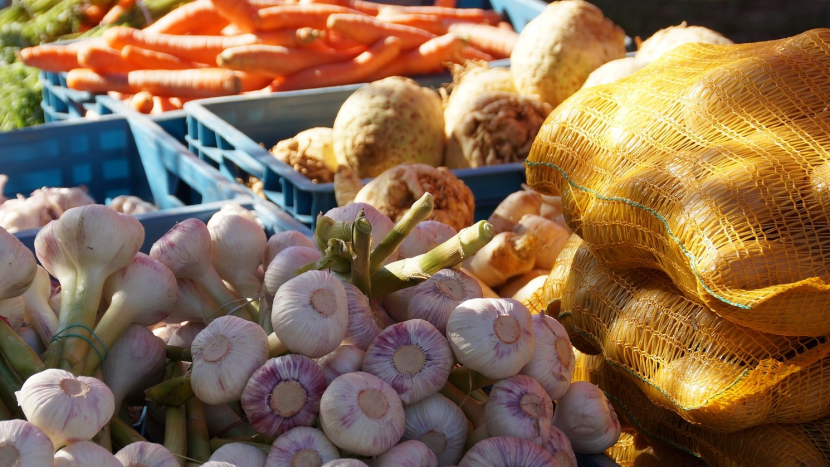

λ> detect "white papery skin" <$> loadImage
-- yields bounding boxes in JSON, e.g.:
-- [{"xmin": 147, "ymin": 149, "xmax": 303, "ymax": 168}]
[
  {"xmin": 200, "ymin": 462, "xmax": 238, "ymax": 467},
  {"xmin": 0, "ymin": 225, "xmax": 37, "ymax": 300},
  {"xmin": 458, "ymin": 437, "xmax": 558, "ymax": 467},
  {"xmin": 210, "ymin": 442, "xmax": 267, "ymax": 467},
  {"xmin": 103, "ymin": 324, "xmax": 166, "ymax": 410},
  {"xmin": 100, "ymin": 252, "xmax": 177, "ymax": 328},
  {"xmin": 53, "ymin": 441, "xmax": 123, "ymax": 467},
  {"xmin": 0, "ymin": 296, "xmax": 24, "ymax": 331},
  {"xmin": 362, "ymin": 319, "xmax": 453, "ymax": 405},
  {"xmin": 544, "ymin": 426, "xmax": 577, "ymax": 467},
  {"xmin": 264, "ymin": 231, "xmax": 315, "ymax": 270},
  {"xmin": 167, "ymin": 321, "xmax": 206, "ymax": 348},
  {"xmin": 0, "ymin": 420, "xmax": 53, "ymax": 467},
  {"xmin": 265, "ymin": 426, "xmax": 339, "ymax": 467},
  {"xmin": 272, "ymin": 270, "xmax": 348, "ymax": 358},
  {"xmin": 321, "ymin": 461, "xmax": 369, "ymax": 467},
  {"xmin": 17, "ymin": 325, "xmax": 45, "ymax": 354},
  {"xmin": 383, "ymin": 269, "xmax": 481, "ymax": 333},
  {"xmin": 446, "ymin": 298, "xmax": 536, "ymax": 380},
  {"xmin": 319, "ymin": 372, "xmax": 405, "ymax": 457},
  {"xmin": 15, "ymin": 369, "xmax": 114, "ymax": 449},
  {"xmin": 373, "ymin": 440, "xmax": 437, "ymax": 467},
  {"xmin": 263, "ymin": 247, "xmax": 322, "ymax": 299},
  {"xmin": 398, "ymin": 220, "xmax": 457, "ymax": 259},
  {"xmin": 191, "ymin": 315, "xmax": 269, "ymax": 404},
  {"xmin": 551, "ymin": 381, "xmax": 621, "ymax": 454},
  {"xmin": 485, "ymin": 375, "xmax": 553, "ymax": 446},
  {"xmin": 21, "ymin": 266, "xmax": 58, "ymax": 345},
  {"xmin": 324, "ymin": 203, "xmax": 397, "ymax": 265},
  {"xmin": 315, "ymin": 345, "xmax": 365, "ymax": 385},
  {"xmin": 402, "ymin": 393, "xmax": 468, "ymax": 465},
  {"xmin": 164, "ymin": 279, "xmax": 216, "ymax": 324},
  {"xmin": 341, "ymin": 282, "xmax": 393, "ymax": 351},
  {"xmin": 116, "ymin": 441, "xmax": 180, "ymax": 467},
  {"xmin": 519, "ymin": 314, "xmax": 574, "ymax": 400},
  {"xmin": 208, "ymin": 212, "xmax": 266, "ymax": 299}
]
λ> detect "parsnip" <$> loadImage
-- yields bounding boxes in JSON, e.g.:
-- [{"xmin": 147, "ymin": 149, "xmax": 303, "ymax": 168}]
[{"xmin": 463, "ymin": 232, "xmax": 537, "ymax": 287}]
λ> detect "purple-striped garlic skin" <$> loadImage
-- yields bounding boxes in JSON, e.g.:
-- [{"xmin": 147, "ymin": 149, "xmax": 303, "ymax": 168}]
[
  {"xmin": 264, "ymin": 231, "xmax": 315, "ymax": 268},
  {"xmin": 373, "ymin": 440, "xmax": 438, "ymax": 467},
  {"xmin": 319, "ymin": 372, "xmax": 405, "ymax": 456},
  {"xmin": 201, "ymin": 462, "xmax": 238, "ymax": 467},
  {"xmin": 342, "ymin": 282, "xmax": 393, "ymax": 351},
  {"xmin": 271, "ymin": 270, "xmax": 349, "ymax": 358},
  {"xmin": 209, "ymin": 442, "xmax": 267, "ymax": 467},
  {"xmin": 485, "ymin": 375, "xmax": 553, "ymax": 446},
  {"xmin": 458, "ymin": 437, "xmax": 559, "ymax": 467},
  {"xmin": 265, "ymin": 426, "xmax": 339, "ymax": 467},
  {"xmin": 545, "ymin": 426, "xmax": 577, "ymax": 467},
  {"xmin": 53, "ymin": 441, "xmax": 123, "ymax": 467},
  {"xmin": 383, "ymin": 269, "xmax": 481, "ymax": 333},
  {"xmin": 519, "ymin": 314, "xmax": 574, "ymax": 400},
  {"xmin": 321, "ymin": 460, "xmax": 370, "ymax": 467},
  {"xmin": 402, "ymin": 393, "xmax": 468, "ymax": 465},
  {"xmin": 0, "ymin": 420, "xmax": 54, "ymax": 467},
  {"xmin": 363, "ymin": 319, "xmax": 454, "ymax": 405},
  {"xmin": 241, "ymin": 354, "xmax": 327, "ymax": 438},
  {"xmin": 263, "ymin": 246, "xmax": 321, "ymax": 299},
  {"xmin": 166, "ymin": 321, "xmax": 206, "ymax": 348},
  {"xmin": 398, "ymin": 221, "xmax": 457, "ymax": 259},
  {"xmin": 315, "ymin": 345, "xmax": 366, "ymax": 385},
  {"xmin": 116, "ymin": 441, "xmax": 181, "ymax": 467},
  {"xmin": 551, "ymin": 381, "xmax": 621, "ymax": 454},
  {"xmin": 103, "ymin": 324, "xmax": 166, "ymax": 411},
  {"xmin": 446, "ymin": 298, "xmax": 536, "ymax": 380}
]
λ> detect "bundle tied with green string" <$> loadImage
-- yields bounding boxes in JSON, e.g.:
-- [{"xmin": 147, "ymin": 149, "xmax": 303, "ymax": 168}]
[
  {"xmin": 525, "ymin": 28, "xmax": 830, "ymax": 337},
  {"xmin": 524, "ymin": 234, "xmax": 830, "ymax": 434}
]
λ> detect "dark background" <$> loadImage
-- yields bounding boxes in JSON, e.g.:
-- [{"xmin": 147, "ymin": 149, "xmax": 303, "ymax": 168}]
[{"xmin": 586, "ymin": 0, "xmax": 830, "ymax": 44}]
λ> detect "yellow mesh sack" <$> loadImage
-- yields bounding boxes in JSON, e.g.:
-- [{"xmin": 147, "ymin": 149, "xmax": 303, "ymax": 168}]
[
  {"xmin": 525, "ymin": 234, "xmax": 830, "ymax": 432},
  {"xmin": 574, "ymin": 350, "xmax": 830, "ymax": 467},
  {"xmin": 606, "ymin": 426, "xmax": 706, "ymax": 467},
  {"xmin": 525, "ymin": 28, "xmax": 830, "ymax": 336}
]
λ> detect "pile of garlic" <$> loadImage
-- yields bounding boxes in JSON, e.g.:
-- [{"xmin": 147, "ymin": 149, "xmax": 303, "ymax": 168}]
[{"xmin": 0, "ymin": 194, "xmax": 620, "ymax": 467}]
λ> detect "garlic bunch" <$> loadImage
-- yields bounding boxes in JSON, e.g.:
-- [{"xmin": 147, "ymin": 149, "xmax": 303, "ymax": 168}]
[
  {"xmin": 0, "ymin": 420, "xmax": 53, "ymax": 467},
  {"xmin": 116, "ymin": 441, "xmax": 180, "ymax": 467},
  {"xmin": 191, "ymin": 315, "xmax": 269, "ymax": 404},
  {"xmin": 264, "ymin": 231, "xmax": 315, "ymax": 267},
  {"xmin": 264, "ymin": 246, "xmax": 322, "ymax": 299},
  {"xmin": 16, "ymin": 368, "xmax": 114, "ymax": 449},
  {"xmin": 271, "ymin": 270, "xmax": 348, "ymax": 358},
  {"xmin": 459, "ymin": 437, "xmax": 556, "ymax": 467},
  {"xmin": 373, "ymin": 440, "xmax": 438, "ymax": 467},
  {"xmin": 166, "ymin": 321, "xmax": 206, "ymax": 348},
  {"xmin": 398, "ymin": 221, "xmax": 457, "ymax": 259},
  {"xmin": 363, "ymin": 319, "xmax": 454, "ymax": 405},
  {"xmin": 241, "ymin": 354, "xmax": 327, "ymax": 437},
  {"xmin": 103, "ymin": 324, "xmax": 166, "ymax": 410},
  {"xmin": 208, "ymin": 211, "xmax": 266, "ymax": 300},
  {"xmin": 485, "ymin": 375, "xmax": 553, "ymax": 446},
  {"xmin": 551, "ymin": 381, "xmax": 621, "ymax": 454},
  {"xmin": 315, "ymin": 345, "xmax": 365, "ymax": 385},
  {"xmin": 53, "ymin": 441, "xmax": 122, "ymax": 467},
  {"xmin": 0, "ymin": 225, "xmax": 36, "ymax": 301},
  {"xmin": 342, "ymin": 282, "xmax": 393, "ymax": 351},
  {"xmin": 210, "ymin": 443, "xmax": 267, "ymax": 467},
  {"xmin": 519, "ymin": 314, "xmax": 574, "ymax": 400},
  {"xmin": 545, "ymin": 426, "xmax": 577, "ymax": 467},
  {"xmin": 265, "ymin": 426, "xmax": 339, "ymax": 467},
  {"xmin": 402, "ymin": 393, "xmax": 468, "ymax": 465},
  {"xmin": 320, "ymin": 372, "xmax": 405, "ymax": 456},
  {"xmin": 446, "ymin": 298, "xmax": 535, "ymax": 380}
]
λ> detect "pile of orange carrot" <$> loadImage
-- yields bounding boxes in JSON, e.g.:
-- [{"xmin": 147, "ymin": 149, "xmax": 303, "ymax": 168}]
[{"xmin": 17, "ymin": 0, "xmax": 519, "ymax": 114}]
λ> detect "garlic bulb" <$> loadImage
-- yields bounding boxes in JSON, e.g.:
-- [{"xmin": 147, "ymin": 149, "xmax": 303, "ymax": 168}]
[
  {"xmin": 15, "ymin": 368, "xmax": 114, "ymax": 449},
  {"xmin": 320, "ymin": 371, "xmax": 405, "ymax": 456},
  {"xmin": 322, "ymin": 461, "xmax": 369, "ymax": 467},
  {"xmin": 164, "ymin": 279, "xmax": 216, "ymax": 324},
  {"xmin": 201, "ymin": 462, "xmax": 237, "ymax": 467},
  {"xmin": 373, "ymin": 440, "xmax": 438, "ymax": 467},
  {"xmin": 446, "ymin": 298, "xmax": 535, "ymax": 380},
  {"xmin": 363, "ymin": 319, "xmax": 454, "ymax": 404},
  {"xmin": 21, "ymin": 266, "xmax": 58, "ymax": 345},
  {"xmin": 459, "ymin": 437, "xmax": 556, "ymax": 467},
  {"xmin": 210, "ymin": 442, "xmax": 267, "ymax": 467},
  {"xmin": 116, "ymin": 441, "xmax": 180, "ymax": 467},
  {"xmin": 551, "ymin": 381, "xmax": 621, "ymax": 454},
  {"xmin": 167, "ymin": 321, "xmax": 207, "ymax": 348},
  {"xmin": 17, "ymin": 325, "xmax": 45, "ymax": 355},
  {"xmin": 271, "ymin": 270, "xmax": 348, "ymax": 358},
  {"xmin": 485, "ymin": 375, "xmax": 553, "ymax": 446},
  {"xmin": 241, "ymin": 354, "xmax": 327, "ymax": 437},
  {"xmin": 263, "ymin": 246, "xmax": 322, "ymax": 298},
  {"xmin": 382, "ymin": 269, "xmax": 481, "ymax": 333},
  {"xmin": 519, "ymin": 314, "xmax": 574, "ymax": 400},
  {"xmin": 402, "ymin": 393, "xmax": 468, "ymax": 465},
  {"xmin": 265, "ymin": 426, "xmax": 340, "ymax": 467},
  {"xmin": 324, "ymin": 203, "xmax": 395, "ymax": 242},
  {"xmin": 53, "ymin": 441, "xmax": 122, "ymax": 467},
  {"xmin": 0, "ymin": 225, "xmax": 37, "ymax": 300},
  {"xmin": 0, "ymin": 420, "xmax": 53, "ymax": 467},
  {"xmin": 342, "ymin": 282, "xmax": 393, "ymax": 350},
  {"xmin": 264, "ymin": 232, "xmax": 315, "ymax": 268},
  {"xmin": 315, "ymin": 345, "xmax": 366, "ymax": 385},
  {"xmin": 545, "ymin": 426, "xmax": 577, "ymax": 467},
  {"xmin": 191, "ymin": 315, "xmax": 269, "ymax": 404},
  {"xmin": 398, "ymin": 221, "xmax": 457, "ymax": 259},
  {"xmin": 103, "ymin": 324, "xmax": 166, "ymax": 410},
  {"xmin": 208, "ymin": 211, "xmax": 267, "ymax": 299},
  {"xmin": 0, "ymin": 296, "xmax": 24, "ymax": 331}
]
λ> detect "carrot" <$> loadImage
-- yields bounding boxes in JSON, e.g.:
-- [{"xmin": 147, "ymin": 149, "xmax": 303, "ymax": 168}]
[
  {"xmin": 326, "ymin": 13, "xmax": 435, "ymax": 50},
  {"xmin": 67, "ymin": 69, "xmax": 134, "ymax": 94},
  {"xmin": 143, "ymin": 1, "xmax": 229, "ymax": 34},
  {"xmin": 217, "ymin": 43, "xmax": 362, "ymax": 76},
  {"xmin": 253, "ymin": 4, "xmax": 361, "ymax": 30},
  {"xmin": 234, "ymin": 71, "xmax": 275, "ymax": 91},
  {"xmin": 220, "ymin": 23, "xmax": 245, "ymax": 35},
  {"xmin": 101, "ymin": 0, "xmax": 136, "ymax": 25},
  {"xmin": 18, "ymin": 45, "xmax": 81, "ymax": 72},
  {"xmin": 321, "ymin": 29, "xmax": 365, "ymax": 50},
  {"xmin": 77, "ymin": 44, "xmax": 142, "ymax": 74},
  {"xmin": 83, "ymin": 4, "xmax": 107, "ymax": 24},
  {"xmin": 257, "ymin": 27, "xmax": 325, "ymax": 46},
  {"xmin": 366, "ymin": 32, "xmax": 464, "ymax": 79},
  {"xmin": 448, "ymin": 22, "xmax": 517, "ymax": 58},
  {"xmin": 129, "ymin": 91, "xmax": 155, "ymax": 114},
  {"xmin": 249, "ymin": 0, "xmax": 289, "ymax": 6},
  {"xmin": 104, "ymin": 27, "xmax": 260, "ymax": 64},
  {"xmin": 497, "ymin": 21, "xmax": 514, "ymax": 31},
  {"xmin": 434, "ymin": 0, "xmax": 456, "ymax": 8},
  {"xmin": 459, "ymin": 46, "xmax": 494, "ymax": 62},
  {"xmin": 121, "ymin": 45, "xmax": 204, "ymax": 70},
  {"xmin": 208, "ymin": 0, "xmax": 260, "ymax": 32},
  {"xmin": 270, "ymin": 36, "xmax": 401, "ymax": 91},
  {"xmin": 348, "ymin": 0, "xmax": 382, "ymax": 15},
  {"xmin": 380, "ymin": 6, "xmax": 501, "ymax": 25},
  {"xmin": 67, "ymin": 68, "xmax": 243, "ymax": 97},
  {"xmin": 374, "ymin": 13, "xmax": 453, "ymax": 35}
]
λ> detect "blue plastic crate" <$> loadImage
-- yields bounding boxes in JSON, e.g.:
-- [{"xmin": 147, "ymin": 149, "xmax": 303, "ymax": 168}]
[
  {"xmin": 39, "ymin": 69, "xmax": 97, "ymax": 123},
  {"xmin": 94, "ymin": 95, "xmax": 189, "ymax": 146},
  {"xmin": 1, "ymin": 114, "xmax": 311, "ymax": 252}
]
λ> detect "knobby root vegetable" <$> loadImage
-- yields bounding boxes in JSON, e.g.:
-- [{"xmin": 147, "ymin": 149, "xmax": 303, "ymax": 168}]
[{"xmin": 463, "ymin": 231, "xmax": 537, "ymax": 288}]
